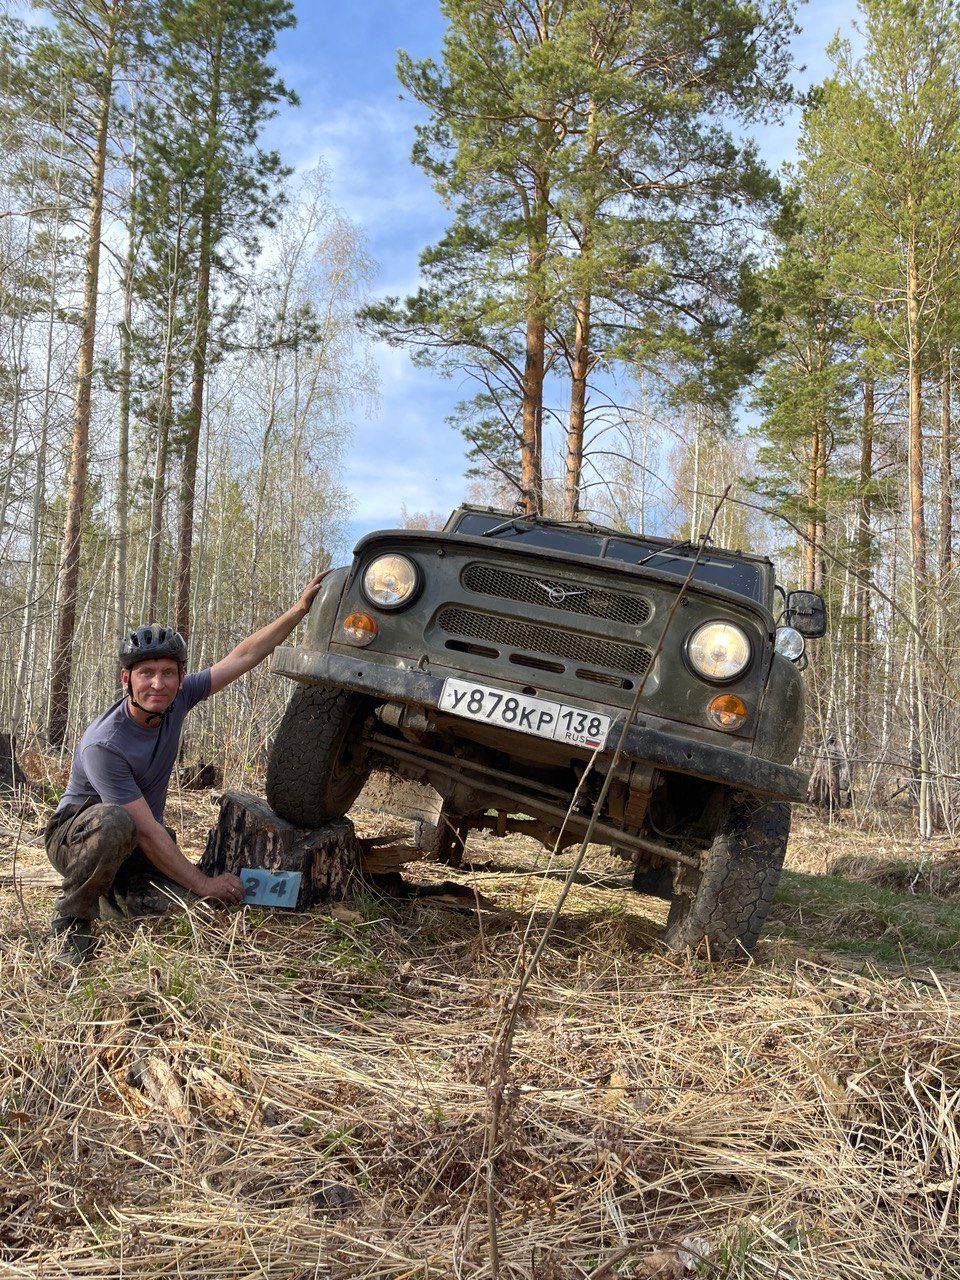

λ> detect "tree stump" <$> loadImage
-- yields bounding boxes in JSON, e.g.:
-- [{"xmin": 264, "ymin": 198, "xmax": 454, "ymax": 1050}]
[
  {"xmin": 0, "ymin": 734, "xmax": 27, "ymax": 794},
  {"xmin": 198, "ymin": 791, "xmax": 360, "ymax": 907},
  {"xmin": 179, "ymin": 760, "xmax": 223, "ymax": 790},
  {"xmin": 807, "ymin": 734, "xmax": 852, "ymax": 811}
]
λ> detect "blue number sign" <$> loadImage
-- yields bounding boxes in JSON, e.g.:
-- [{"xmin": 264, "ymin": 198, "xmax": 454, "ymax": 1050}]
[{"xmin": 240, "ymin": 868, "xmax": 302, "ymax": 909}]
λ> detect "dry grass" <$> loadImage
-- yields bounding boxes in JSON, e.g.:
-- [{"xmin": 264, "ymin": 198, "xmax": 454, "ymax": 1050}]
[
  {"xmin": 1, "ymin": 787, "xmax": 959, "ymax": 1278},
  {"xmin": 786, "ymin": 813, "xmax": 960, "ymax": 886}
]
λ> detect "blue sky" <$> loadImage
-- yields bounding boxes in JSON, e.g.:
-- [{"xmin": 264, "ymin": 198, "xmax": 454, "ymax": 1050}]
[{"xmin": 266, "ymin": 0, "xmax": 861, "ymax": 550}]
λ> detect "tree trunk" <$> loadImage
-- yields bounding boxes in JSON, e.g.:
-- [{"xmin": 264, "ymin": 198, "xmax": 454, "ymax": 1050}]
[
  {"xmin": 144, "ymin": 217, "xmax": 186, "ymax": 623},
  {"xmin": 174, "ymin": 25, "xmax": 221, "ymax": 642},
  {"xmin": 906, "ymin": 242, "xmax": 927, "ymax": 606},
  {"xmin": 520, "ymin": 173, "xmax": 547, "ymax": 515},
  {"xmin": 174, "ymin": 210, "xmax": 211, "ymax": 641},
  {"xmin": 906, "ymin": 239, "xmax": 931, "ymax": 836},
  {"xmin": 114, "ymin": 125, "xmax": 138, "ymax": 641},
  {"xmin": 145, "ymin": 392, "xmax": 171, "ymax": 620},
  {"xmin": 804, "ymin": 419, "xmax": 822, "ymax": 593},
  {"xmin": 48, "ymin": 30, "xmax": 118, "ymax": 744},
  {"xmin": 0, "ymin": 360, "xmax": 24, "ymax": 574},
  {"xmin": 189, "ymin": 397, "xmax": 213, "ymax": 652},
  {"xmin": 815, "ymin": 424, "xmax": 827, "ymax": 593},
  {"xmin": 249, "ymin": 291, "xmax": 291, "ymax": 631},
  {"xmin": 636, "ymin": 376, "xmax": 649, "ymax": 534},
  {"xmin": 13, "ymin": 201, "xmax": 62, "ymax": 731},
  {"xmin": 855, "ymin": 373, "xmax": 874, "ymax": 738},
  {"xmin": 562, "ymin": 105, "xmax": 597, "ymax": 522},
  {"xmin": 563, "ymin": 287, "xmax": 590, "ymax": 520},
  {"xmin": 0, "ymin": 207, "xmax": 34, "ymax": 575},
  {"xmin": 690, "ymin": 403, "xmax": 702, "ymax": 539},
  {"xmin": 939, "ymin": 350, "xmax": 952, "ymax": 583}
]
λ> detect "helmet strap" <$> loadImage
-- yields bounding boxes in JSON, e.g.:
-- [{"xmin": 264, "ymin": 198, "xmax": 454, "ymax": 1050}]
[{"xmin": 127, "ymin": 692, "xmax": 168, "ymax": 725}]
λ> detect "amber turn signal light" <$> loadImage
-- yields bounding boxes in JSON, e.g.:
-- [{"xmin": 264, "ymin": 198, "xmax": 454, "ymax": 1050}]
[
  {"xmin": 343, "ymin": 612, "xmax": 378, "ymax": 645},
  {"xmin": 706, "ymin": 693, "xmax": 747, "ymax": 731}
]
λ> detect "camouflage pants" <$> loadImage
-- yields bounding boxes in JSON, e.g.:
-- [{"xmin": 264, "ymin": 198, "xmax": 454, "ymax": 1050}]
[{"xmin": 45, "ymin": 801, "xmax": 194, "ymax": 922}]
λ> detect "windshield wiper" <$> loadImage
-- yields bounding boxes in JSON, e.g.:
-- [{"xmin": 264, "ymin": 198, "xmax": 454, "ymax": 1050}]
[
  {"xmin": 636, "ymin": 538, "xmax": 699, "ymax": 567},
  {"xmin": 480, "ymin": 512, "xmax": 539, "ymax": 537},
  {"xmin": 481, "ymin": 513, "xmax": 615, "ymax": 539}
]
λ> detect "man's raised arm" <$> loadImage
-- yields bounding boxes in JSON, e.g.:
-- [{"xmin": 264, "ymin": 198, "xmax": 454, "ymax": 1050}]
[{"xmin": 209, "ymin": 570, "xmax": 330, "ymax": 695}]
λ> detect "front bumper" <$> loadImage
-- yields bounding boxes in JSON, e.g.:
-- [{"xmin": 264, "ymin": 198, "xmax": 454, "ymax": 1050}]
[{"xmin": 273, "ymin": 647, "xmax": 808, "ymax": 804}]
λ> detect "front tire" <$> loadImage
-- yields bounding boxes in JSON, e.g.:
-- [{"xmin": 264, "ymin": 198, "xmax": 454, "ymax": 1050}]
[
  {"xmin": 267, "ymin": 683, "xmax": 373, "ymax": 827},
  {"xmin": 662, "ymin": 797, "xmax": 790, "ymax": 957}
]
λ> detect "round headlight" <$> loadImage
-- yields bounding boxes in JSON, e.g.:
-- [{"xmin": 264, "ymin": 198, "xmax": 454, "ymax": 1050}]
[
  {"xmin": 774, "ymin": 626, "xmax": 805, "ymax": 663},
  {"xmin": 362, "ymin": 554, "xmax": 420, "ymax": 609},
  {"xmin": 687, "ymin": 621, "xmax": 751, "ymax": 682}
]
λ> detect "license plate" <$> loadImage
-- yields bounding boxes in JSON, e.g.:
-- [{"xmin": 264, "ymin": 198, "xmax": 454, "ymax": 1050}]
[
  {"xmin": 241, "ymin": 868, "xmax": 302, "ymax": 908},
  {"xmin": 439, "ymin": 678, "xmax": 610, "ymax": 750}
]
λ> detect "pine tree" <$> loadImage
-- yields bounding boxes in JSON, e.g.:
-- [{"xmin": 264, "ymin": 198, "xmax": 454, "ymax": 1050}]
[
  {"xmin": 370, "ymin": 0, "xmax": 583, "ymax": 513},
  {"xmin": 35, "ymin": 0, "xmax": 137, "ymax": 744},
  {"xmin": 149, "ymin": 0, "xmax": 295, "ymax": 642},
  {"xmin": 751, "ymin": 194, "xmax": 858, "ymax": 594},
  {"xmin": 368, "ymin": 0, "xmax": 795, "ymax": 516},
  {"xmin": 552, "ymin": 0, "xmax": 795, "ymax": 518}
]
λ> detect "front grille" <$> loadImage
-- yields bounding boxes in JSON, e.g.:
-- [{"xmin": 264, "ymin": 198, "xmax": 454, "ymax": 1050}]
[
  {"xmin": 463, "ymin": 562, "xmax": 651, "ymax": 626},
  {"xmin": 438, "ymin": 606, "xmax": 653, "ymax": 676}
]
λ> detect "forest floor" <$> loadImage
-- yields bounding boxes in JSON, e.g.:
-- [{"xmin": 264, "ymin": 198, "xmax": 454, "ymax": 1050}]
[{"xmin": 1, "ymin": 774, "xmax": 959, "ymax": 1278}]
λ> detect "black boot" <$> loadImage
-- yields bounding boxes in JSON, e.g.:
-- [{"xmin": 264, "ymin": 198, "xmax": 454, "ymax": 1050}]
[{"xmin": 50, "ymin": 914, "xmax": 96, "ymax": 967}]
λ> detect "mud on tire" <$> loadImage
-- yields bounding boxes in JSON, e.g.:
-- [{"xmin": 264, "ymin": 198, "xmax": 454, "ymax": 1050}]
[
  {"xmin": 266, "ymin": 683, "xmax": 373, "ymax": 828},
  {"xmin": 662, "ymin": 796, "xmax": 790, "ymax": 957}
]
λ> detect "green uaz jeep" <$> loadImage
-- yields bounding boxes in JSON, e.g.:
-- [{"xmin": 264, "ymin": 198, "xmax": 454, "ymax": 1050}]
[{"xmin": 268, "ymin": 506, "xmax": 824, "ymax": 954}]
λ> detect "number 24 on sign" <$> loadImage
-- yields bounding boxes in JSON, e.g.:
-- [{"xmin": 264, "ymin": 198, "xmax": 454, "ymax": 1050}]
[{"xmin": 240, "ymin": 868, "xmax": 302, "ymax": 908}]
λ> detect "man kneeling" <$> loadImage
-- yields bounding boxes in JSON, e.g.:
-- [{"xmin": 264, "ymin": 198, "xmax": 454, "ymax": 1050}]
[{"xmin": 45, "ymin": 574, "xmax": 327, "ymax": 965}]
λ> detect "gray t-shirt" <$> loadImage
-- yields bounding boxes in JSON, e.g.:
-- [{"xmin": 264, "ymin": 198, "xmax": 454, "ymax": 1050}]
[{"xmin": 57, "ymin": 670, "xmax": 212, "ymax": 823}]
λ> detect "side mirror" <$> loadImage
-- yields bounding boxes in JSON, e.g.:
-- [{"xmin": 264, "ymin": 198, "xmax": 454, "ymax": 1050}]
[{"xmin": 784, "ymin": 590, "xmax": 826, "ymax": 638}]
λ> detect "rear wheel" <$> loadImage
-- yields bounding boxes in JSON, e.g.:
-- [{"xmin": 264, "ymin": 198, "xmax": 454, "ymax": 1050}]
[
  {"xmin": 267, "ymin": 683, "xmax": 373, "ymax": 827},
  {"xmin": 415, "ymin": 803, "xmax": 471, "ymax": 867},
  {"xmin": 662, "ymin": 797, "xmax": 790, "ymax": 957}
]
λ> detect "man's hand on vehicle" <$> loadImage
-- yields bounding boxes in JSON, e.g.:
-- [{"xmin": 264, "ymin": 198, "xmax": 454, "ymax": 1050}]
[
  {"xmin": 296, "ymin": 568, "xmax": 331, "ymax": 615},
  {"xmin": 197, "ymin": 871, "xmax": 247, "ymax": 904}
]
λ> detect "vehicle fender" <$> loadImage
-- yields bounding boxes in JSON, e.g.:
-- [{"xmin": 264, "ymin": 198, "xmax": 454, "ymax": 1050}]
[
  {"xmin": 304, "ymin": 566, "xmax": 350, "ymax": 650},
  {"xmin": 753, "ymin": 653, "xmax": 804, "ymax": 764}
]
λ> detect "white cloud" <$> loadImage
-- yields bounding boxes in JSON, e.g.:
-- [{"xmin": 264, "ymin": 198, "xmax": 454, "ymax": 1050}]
[
  {"xmin": 266, "ymin": 97, "xmax": 443, "ymax": 243},
  {"xmin": 343, "ymin": 452, "xmax": 467, "ymax": 524}
]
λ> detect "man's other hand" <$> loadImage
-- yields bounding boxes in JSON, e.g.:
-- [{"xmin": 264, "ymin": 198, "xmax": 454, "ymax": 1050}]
[
  {"xmin": 297, "ymin": 568, "xmax": 332, "ymax": 614},
  {"xmin": 199, "ymin": 871, "xmax": 247, "ymax": 904}
]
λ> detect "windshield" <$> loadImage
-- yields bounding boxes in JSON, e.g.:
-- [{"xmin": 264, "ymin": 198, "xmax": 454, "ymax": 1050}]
[{"xmin": 454, "ymin": 512, "xmax": 766, "ymax": 603}]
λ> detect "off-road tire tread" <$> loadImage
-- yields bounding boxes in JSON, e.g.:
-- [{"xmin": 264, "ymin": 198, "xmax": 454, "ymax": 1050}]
[
  {"xmin": 415, "ymin": 807, "xmax": 468, "ymax": 867},
  {"xmin": 663, "ymin": 797, "xmax": 790, "ymax": 957},
  {"xmin": 266, "ymin": 683, "xmax": 370, "ymax": 827},
  {"xmin": 414, "ymin": 819, "xmax": 443, "ymax": 860}
]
